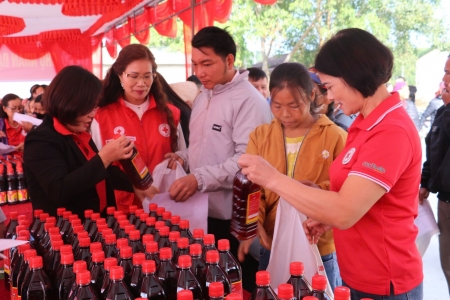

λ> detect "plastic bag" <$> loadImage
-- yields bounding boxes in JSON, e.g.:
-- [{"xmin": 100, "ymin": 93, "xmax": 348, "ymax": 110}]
[
  {"xmin": 267, "ymin": 197, "xmax": 333, "ymax": 298},
  {"xmin": 142, "ymin": 159, "xmax": 208, "ymax": 232},
  {"xmin": 415, "ymin": 198, "xmax": 440, "ymax": 256}
]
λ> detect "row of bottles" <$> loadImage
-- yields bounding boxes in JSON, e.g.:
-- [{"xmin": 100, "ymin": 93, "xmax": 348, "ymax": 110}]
[{"xmin": 0, "ymin": 155, "xmax": 29, "ymax": 205}]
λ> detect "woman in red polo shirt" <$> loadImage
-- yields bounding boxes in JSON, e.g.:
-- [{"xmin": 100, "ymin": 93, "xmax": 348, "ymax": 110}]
[
  {"xmin": 0, "ymin": 94, "xmax": 28, "ymax": 153},
  {"xmin": 238, "ymin": 28, "xmax": 423, "ymax": 299}
]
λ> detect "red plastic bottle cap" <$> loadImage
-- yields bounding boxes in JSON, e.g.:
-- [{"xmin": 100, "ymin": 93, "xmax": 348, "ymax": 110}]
[
  {"xmin": 50, "ymin": 234, "xmax": 62, "ymax": 242},
  {"xmin": 102, "ymin": 228, "xmax": 113, "ymax": 236},
  {"xmin": 33, "ymin": 209, "xmax": 44, "ymax": 218},
  {"xmin": 84, "ymin": 209, "xmax": 93, "ymax": 218},
  {"xmin": 117, "ymin": 238, "xmax": 129, "ymax": 248},
  {"xmin": 162, "ymin": 211, "xmax": 172, "ymax": 220},
  {"xmin": 125, "ymin": 224, "xmax": 136, "ymax": 234},
  {"xmin": 119, "ymin": 246, "xmax": 132, "ymax": 258},
  {"xmin": 114, "ymin": 211, "xmax": 124, "ymax": 218},
  {"xmin": 204, "ymin": 234, "xmax": 215, "ymax": 245},
  {"xmin": 79, "ymin": 236, "xmax": 91, "ymax": 247},
  {"xmin": 169, "ymin": 231, "xmax": 180, "ymax": 242},
  {"xmin": 44, "ymin": 223, "xmax": 56, "ymax": 231},
  {"xmin": 135, "ymin": 209, "xmax": 144, "ymax": 216},
  {"xmin": 209, "ymin": 282, "xmax": 224, "ymax": 298},
  {"xmin": 107, "ymin": 207, "xmax": 115, "ymax": 215},
  {"xmin": 73, "ymin": 225, "xmax": 84, "ymax": 234},
  {"xmin": 156, "ymin": 207, "xmax": 165, "ymax": 216},
  {"xmin": 71, "ymin": 219, "xmax": 82, "ymax": 227},
  {"xmin": 129, "ymin": 205, "xmax": 138, "ymax": 213},
  {"xmin": 149, "ymin": 203, "xmax": 158, "ymax": 211},
  {"xmin": 189, "ymin": 244, "xmax": 202, "ymax": 256},
  {"xmin": 256, "ymin": 271, "xmax": 271, "ymax": 286},
  {"xmin": 142, "ymin": 260, "xmax": 156, "ymax": 273},
  {"xmin": 61, "ymin": 253, "xmax": 74, "ymax": 265},
  {"xmin": 119, "ymin": 220, "xmax": 130, "ymax": 229},
  {"xmin": 92, "ymin": 251, "xmax": 105, "ymax": 263},
  {"xmin": 24, "ymin": 249, "xmax": 37, "ymax": 261},
  {"xmin": 290, "ymin": 262, "xmax": 304, "ymax": 276},
  {"xmin": 217, "ymin": 239, "xmax": 230, "ymax": 251},
  {"xmin": 90, "ymin": 242, "xmax": 102, "ymax": 253},
  {"xmin": 226, "ymin": 293, "xmax": 243, "ymax": 300},
  {"xmin": 205, "ymin": 250, "xmax": 219, "ymax": 263},
  {"xmin": 78, "ymin": 231, "xmax": 89, "ymax": 239},
  {"xmin": 10, "ymin": 211, "xmax": 18, "ymax": 220},
  {"xmin": 193, "ymin": 229, "xmax": 204, "ymax": 239},
  {"xmin": 30, "ymin": 256, "xmax": 43, "ymax": 269},
  {"xmin": 18, "ymin": 220, "xmax": 29, "ymax": 228},
  {"xmin": 179, "ymin": 220, "xmax": 189, "ymax": 229},
  {"xmin": 97, "ymin": 218, "xmax": 107, "ymax": 225},
  {"xmin": 142, "ymin": 234, "xmax": 154, "ymax": 244},
  {"xmin": 278, "ymin": 284, "xmax": 294, "ymax": 299},
  {"xmin": 18, "ymin": 243, "xmax": 31, "ymax": 254},
  {"xmin": 104, "ymin": 257, "xmax": 118, "ymax": 270},
  {"xmin": 18, "ymin": 231, "xmax": 30, "ymax": 240},
  {"xmin": 132, "ymin": 253, "xmax": 146, "ymax": 265},
  {"xmin": 110, "ymin": 266, "xmax": 124, "ymax": 280},
  {"xmin": 135, "ymin": 298, "xmax": 147, "ymax": 300},
  {"xmin": 334, "ymin": 286, "xmax": 350, "ymax": 300},
  {"xmin": 178, "ymin": 255, "xmax": 192, "ymax": 268},
  {"xmin": 145, "ymin": 241, "xmax": 158, "ymax": 253},
  {"xmin": 311, "ymin": 275, "xmax": 327, "ymax": 291},
  {"xmin": 52, "ymin": 239, "xmax": 64, "ymax": 250},
  {"xmin": 171, "ymin": 215, "xmax": 180, "ymax": 225},
  {"xmin": 116, "ymin": 215, "xmax": 127, "ymax": 222},
  {"xmin": 129, "ymin": 230, "xmax": 141, "ymax": 241},
  {"xmin": 302, "ymin": 297, "xmax": 319, "ymax": 300},
  {"xmin": 146, "ymin": 217, "xmax": 156, "ymax": 226},
  {"xmin": 91, "ymin": 213, "xmax": 100, "ymax": 221},
  {"xmin": 97, "ymin": 224, "xmax": 108, "ymax": 233},
  {"xmin": 155, "ymin": 221, "xmax": 165, "ymax": 230},
  {"xmin": 177, "ymin": 237, "xmax": 189, "ymax": 249},
  {"xmin": 159, "ymin": 226, "xmax": 169, "ymax": 236},
  {"xmin": 105, "ymin": 234, "xmax": 117, "ymax": 244},
  {"xmin": 159, "ymin": 247, "xmax": 172, "ymax": 259},
  {"xmin": 177, "ymin": 290, "xmax": 193, "ymax": 300},
  {"xmin": 18, "ymin": 215, "xmax": 27, "ymax": 221},
  {"xmin": 57, "ymin": 208, "xmax": 66, "ymax": 216},
  {"xmin": 76, "ymin": 270, "xmax": 91, "ymax": 285},
  {"xmin": 69, "ymin": 215, "xmax": 78, "ymax": 222},
  {"xmin": 45, "ymin": 216, "xmax": 56, "ymax": 224},
  {"xmin": 63, "ymin": 211, "xmax": 72, "ymax": 219},
  {"xmin": 73, "ymin": 260, "xmax": 87, "ymax": 273},
  {"xmin": 140, "ymin": 213, "xmax": 148, "ymax": 222},
  {"xmin": 60, "ymin": 245, "xmax": 73, "ymax": 255},
  {"xmin": 15, "ymin": 225, "xmax": 26, "ymax": 233},
  {"xmin": 39, "ymin": 213, "xmax": 49, "ymax": 221}
]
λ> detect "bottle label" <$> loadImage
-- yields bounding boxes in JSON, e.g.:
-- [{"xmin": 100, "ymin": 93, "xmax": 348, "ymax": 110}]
[
  {"xmin": 4, "ymin": 249, "xmax": 10, "ymax": 274},
  {"xmin": 7, "ymin": 190, "xmax": 18, "ymax": 203},
  {"xmin": 0, "ymin": 191, "xmax": 6, "ymax": 204},
  {"xmin": 231, "ymin": 280, "xmax": 243, "ymax": 298},
  {"xmin": 246, "ymin": 191, "xmax": 260, "ymax": 224},
  {"xmin": 132, "ymin": 153, "xmax": 150, "ymax": 179},
  {"xmin": 11, "ymin": 286, "xmax": 17, "ymax": 300},
  {"xmin": 17, "ymin": 189, "xmax": 27, "ymax": 202}
]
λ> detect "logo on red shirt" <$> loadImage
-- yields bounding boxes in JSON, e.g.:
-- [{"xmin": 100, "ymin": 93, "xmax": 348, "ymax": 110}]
[
  {"xmin": 342, "ymin": 147, "xmax": 356, "ymax": 165},
  {"xmin": 159, "ymin": 124, "xmax": 170, "ymax": 137},
  {"xmin": 114, "ymin": 126, "xmax": 125, "ymax": 135}
]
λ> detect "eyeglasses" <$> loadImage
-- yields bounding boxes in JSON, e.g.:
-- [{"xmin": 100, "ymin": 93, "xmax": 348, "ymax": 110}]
[
  {"xmin": 5, "ymin": 106, "xmax": 20, "ymax": 112},
  {"xmin": 123, "ymin": 72, "xmax": 156, "ymax": 83}
]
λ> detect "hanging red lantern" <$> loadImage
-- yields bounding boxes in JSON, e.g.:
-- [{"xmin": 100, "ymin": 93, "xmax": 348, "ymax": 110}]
[{"xmin": 0, "ymin": 15, "xmax": 26, "ymax": 36}]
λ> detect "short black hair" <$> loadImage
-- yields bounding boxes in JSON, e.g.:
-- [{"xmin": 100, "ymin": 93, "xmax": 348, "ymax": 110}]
[
  {"xmin": 44, "ymin": 66, "xmax": 101, "ymax": 126},
  {"xmin": 34, "ymin": 94, "xmax": 43, "ymax": 104},
  {"xmin": 191, "ymin": 26, "xmax": 236, "ymax": 60},
  {"xmin": 315, "ymin": 28, "xmax": 393, "ymax": 98},
  {"xmin": 247, "ymin": 68, "xmax": 267, "ymax": 81},
  {"xmin": 187, "ymin": 75, "xmax": 201, "ymax": 88},
  {"xmin": 409, "ymin": 85, "xmax": 417, "ymax": 102}
]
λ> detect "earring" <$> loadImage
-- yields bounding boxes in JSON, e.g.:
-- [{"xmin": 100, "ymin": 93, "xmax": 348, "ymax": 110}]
[{"xmin": 120, "ymin": 82, "xmax": 123, "ymax": 88}]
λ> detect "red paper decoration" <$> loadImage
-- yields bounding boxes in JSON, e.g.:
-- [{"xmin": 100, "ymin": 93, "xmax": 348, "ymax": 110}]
[
  {"xmin": 0, "ymin": 15, "xmax": 26, "ymax": 35},
  {"xmin": 38, "ymin": 29, "xmax": 82, "ymax": 42}
]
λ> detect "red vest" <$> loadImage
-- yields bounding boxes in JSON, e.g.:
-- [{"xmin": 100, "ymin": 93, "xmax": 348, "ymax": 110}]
[{"xmin": 95, "ymin": 96, "xmax": 180, "ymax": 211}]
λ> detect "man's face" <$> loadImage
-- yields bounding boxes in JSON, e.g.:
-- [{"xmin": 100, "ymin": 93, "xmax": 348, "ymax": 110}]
[
  {"xmin": 192, "ymin": 47, "xmax": 234, "ymax": 90},
  {"xmin": 249, "ymin": 77, "xmax": 269, "ymax": 99}
]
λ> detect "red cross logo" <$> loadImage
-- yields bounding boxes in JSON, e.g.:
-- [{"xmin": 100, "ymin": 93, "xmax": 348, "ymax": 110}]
[{"xmin": 159, "ymin": 124, "xmax": 170, "ymax": 137}]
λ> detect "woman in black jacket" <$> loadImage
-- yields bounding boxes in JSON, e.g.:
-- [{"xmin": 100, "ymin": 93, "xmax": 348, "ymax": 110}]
[{"xmin": 23, "ymin": 66, "xmax": 137, "ymax": 218}]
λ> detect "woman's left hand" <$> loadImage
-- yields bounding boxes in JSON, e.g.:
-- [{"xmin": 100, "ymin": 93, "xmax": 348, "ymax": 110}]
[
  {"xmin": 238, "ymin": 154, "xmax": 280, "ymax": 188},
  {"xmin": 303, "ymin": 218, "xmax": 332, "ymax": 245},
  {"xmin": 134, "ymin": 185, "xmax": 160, "ymax": 203}
]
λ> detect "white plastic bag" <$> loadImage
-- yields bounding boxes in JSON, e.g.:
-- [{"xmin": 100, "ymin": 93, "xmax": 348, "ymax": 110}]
[
  {"xmin": 415, "ymin": 198, "xmax": 440, "ymax": 256},
  {"xmin": 142, "ymin": 159, "xmax": 208, "ymax": 232},
  {"xmin": 267, "ymin": 197, "xmax": 334, "ymax": 298}
]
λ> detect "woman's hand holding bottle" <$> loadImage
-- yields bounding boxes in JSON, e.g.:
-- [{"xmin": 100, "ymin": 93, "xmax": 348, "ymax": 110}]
[{"xmin": 98, "ymin": 135, "xmax": 134, "ymax": 168}]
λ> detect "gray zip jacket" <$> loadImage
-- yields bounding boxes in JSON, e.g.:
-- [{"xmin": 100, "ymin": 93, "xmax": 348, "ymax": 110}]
[{"xmin": 176, "ymin": 71, "xmax": 272, "ymax": 220}]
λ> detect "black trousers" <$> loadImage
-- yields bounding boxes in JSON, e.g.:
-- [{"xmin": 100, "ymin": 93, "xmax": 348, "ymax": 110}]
[{"xmin": 207, "ymin": 217, "xmax": 258, "ymax": 292}]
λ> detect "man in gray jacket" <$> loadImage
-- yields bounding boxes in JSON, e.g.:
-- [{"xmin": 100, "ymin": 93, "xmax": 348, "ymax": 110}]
[{"xmin": 166, "ymin": 26, "xmax": 272, "ymax": 289}]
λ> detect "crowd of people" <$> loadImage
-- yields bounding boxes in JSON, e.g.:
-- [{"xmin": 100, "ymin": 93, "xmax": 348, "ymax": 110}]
[{"xmin": 0, "ymin": 25, "xmax": 449, "ymax": 300}]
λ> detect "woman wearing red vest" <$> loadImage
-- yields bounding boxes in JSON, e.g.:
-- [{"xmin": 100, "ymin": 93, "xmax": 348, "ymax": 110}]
[
  {"xmin": 91, "ymin": 44, "xmax": 181, "ymax": 212},
  {"xmin": 23, "ymin": 66, "xmax": 135, "ymax": 218}
]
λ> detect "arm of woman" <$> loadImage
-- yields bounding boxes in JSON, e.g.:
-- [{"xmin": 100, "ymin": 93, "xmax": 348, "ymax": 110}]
[{"xmin": 240, "ymin": 127, "xmax": 415, "ymax": 230}]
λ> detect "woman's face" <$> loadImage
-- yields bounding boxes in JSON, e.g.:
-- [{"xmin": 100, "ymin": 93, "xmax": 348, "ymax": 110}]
[
  {"xmin": 270, "ymin": 87, "xmax": 312, "ymax": 130},
  {"xmin": 318, "ymin": 73, "xmax": 363, "ymax": 116},
  {"xmin": 3, "ymin": 98, "xmax": 22, "ymax": 119},
  {"xmin": 33, "ymin": 87, "xmax": 44, "ymax": 99},
  {"xmin": 118, "ymin": 59, "xmax": 155, "ymax": 104},
  {"xmin": 33, "ymin": 102, "xmax": 45, "ymax": 115},
  {"xmin": 65, "ymin": 108, "xmax": 97, "ymax": 134}
]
